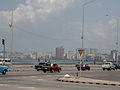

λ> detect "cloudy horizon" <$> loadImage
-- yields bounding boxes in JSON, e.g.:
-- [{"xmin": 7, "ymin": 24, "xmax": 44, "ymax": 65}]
[{"xmin": 0, "ymin": 0, "xmax": 120, "ymax": 53}]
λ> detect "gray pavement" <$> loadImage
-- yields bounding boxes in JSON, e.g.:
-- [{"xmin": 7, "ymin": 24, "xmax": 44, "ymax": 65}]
[{"xmin": 0, "ymin": 64, "xmax": 120, "ymax": 90}]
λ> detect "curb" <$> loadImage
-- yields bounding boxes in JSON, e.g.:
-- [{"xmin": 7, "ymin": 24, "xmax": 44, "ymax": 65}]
[{"xmin": 56, "ymin": 78, "xmax": 120, "ymax": 86}]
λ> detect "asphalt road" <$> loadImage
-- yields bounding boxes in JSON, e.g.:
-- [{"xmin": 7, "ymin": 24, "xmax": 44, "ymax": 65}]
[{"xmin": 0, "ymin": 65, "xmax": 120, "ymax": 90}]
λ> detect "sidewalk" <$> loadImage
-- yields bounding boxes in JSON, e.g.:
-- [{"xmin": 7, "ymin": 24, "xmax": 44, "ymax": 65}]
[{"xmin": 57, "ymin": 76, "xmax": 120, "ymax": 86}]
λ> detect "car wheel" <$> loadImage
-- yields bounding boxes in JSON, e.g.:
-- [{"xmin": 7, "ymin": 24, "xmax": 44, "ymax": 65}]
[
  {"xmin": 103, "ymin": 68, "xmax": 105, "ymax": 71},
  {"xmin": 58, "ymin": 70, "xmax": 60, "ymax": 73},
  {"xmin": 37, "ymin": 69, "xmax": 40, "ymax": 71},
  {"xmin": 43, "ymin": 70, "xmax": 46, "ymax": 73},
  {"xmin": 2, "ymin": 70, "xmax": 6, "ymax": 75},
  {"xmin": 88, "ymin": 68, "xmax": 90, "ymax": 71},
  {"xmin": 107, "ymin": 68, "xmax": 111, "ymax": 71},
  {"xmin": 113, "ymin": 68, "xmax": 115, "ymax": 71},
  {"xmin": 77, "ymin": 67, "xmax": 80, "ymax": 71},
  {"xmin": 50, "ymin": 70, "xmax": 53, "ymax": 73}
]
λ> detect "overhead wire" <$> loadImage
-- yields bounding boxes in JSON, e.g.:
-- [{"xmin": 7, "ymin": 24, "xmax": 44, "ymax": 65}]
[{"xmin": 14, "ymin": 25, "xmax": 73, "ymax": 41}]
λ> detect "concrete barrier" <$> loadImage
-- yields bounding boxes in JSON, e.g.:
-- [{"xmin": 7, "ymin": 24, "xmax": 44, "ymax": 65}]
[{"xmin": 57, "ymin": 77, "xmax": 120, "ymax": 86}]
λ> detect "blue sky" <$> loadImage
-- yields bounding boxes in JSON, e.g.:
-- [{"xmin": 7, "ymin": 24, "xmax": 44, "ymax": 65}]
[{"xmin": 0, "ymin": 0, "xmax": 120, "ymax": 53}]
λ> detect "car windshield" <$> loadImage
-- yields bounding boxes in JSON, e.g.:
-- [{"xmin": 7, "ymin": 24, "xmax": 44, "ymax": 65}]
[
  {"xmin": 39, "ymin": 62, "xmax": 51, "ymax": 66},
  {"xmin": 39, "ymin": 63, "xmax": 46, "ymax": 65},
  {"xmin": 105, "ymin": 63, "xmax": 110, "ymax": 65}
]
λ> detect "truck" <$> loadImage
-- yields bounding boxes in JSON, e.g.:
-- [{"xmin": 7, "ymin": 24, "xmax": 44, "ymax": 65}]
[
  {"xmin": 102, "ymin": 62, "xmax": 115, "ymax": 71},
  {"xmin": 0, "ymin": 65, "xmax": 9, "ymax": 75}
]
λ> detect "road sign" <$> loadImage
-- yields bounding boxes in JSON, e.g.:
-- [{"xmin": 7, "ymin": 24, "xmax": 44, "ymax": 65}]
[{"xmin": 78, "ymin": 49, "xmax": 84, "ymax": 56}]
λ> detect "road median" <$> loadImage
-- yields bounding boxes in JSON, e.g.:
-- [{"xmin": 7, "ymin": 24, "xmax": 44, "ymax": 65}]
[{"xmin": 57, "ymin": 77, "xmax": 120, "ymax": 86}]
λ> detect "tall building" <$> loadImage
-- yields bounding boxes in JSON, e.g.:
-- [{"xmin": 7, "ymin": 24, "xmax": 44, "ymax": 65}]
[
  {"xmin": 66, "ymin": 51, "xmax": 75, "ymax": 60},
  {"xmin": 85, "ymin": 48, "xmax": 98, "ymax": 61},
  {"xmin": 111, "ymin": 50, "xmax": 117, "ymax": 61},
  {"xmin": 85, "ymin": 48, "xmax": 98, "ymax": 55},
  {"xmin": 56, "ymin": 46, "xmax": 64, "ymax": 59}
]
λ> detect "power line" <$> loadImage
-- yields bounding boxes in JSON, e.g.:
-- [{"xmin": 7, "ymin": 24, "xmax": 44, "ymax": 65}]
[{"xmin": 14, "ymin": 25, "xmax": 73, "ymax": 41}]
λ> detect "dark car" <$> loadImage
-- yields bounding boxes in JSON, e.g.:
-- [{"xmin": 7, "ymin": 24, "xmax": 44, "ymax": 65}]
[
  {"xmin": 76, "ymin": 64, "xmax": 90, "ymax": 71},
  {"xmin": 34, "ymin": 62, "xmax": 51, "ymax": 71},
  {"xmin": 114, "ymin": 64, "xmax": 120, "ymax": 69}
]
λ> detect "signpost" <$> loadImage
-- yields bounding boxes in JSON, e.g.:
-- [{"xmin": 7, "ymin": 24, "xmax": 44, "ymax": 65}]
[
  {"xmin": 78, "ymin": 49, "xmax": 84, "ymax": 57},
  {"xmin": 78, "ymin": 49, "xmax": 84, "ymax": 77}
]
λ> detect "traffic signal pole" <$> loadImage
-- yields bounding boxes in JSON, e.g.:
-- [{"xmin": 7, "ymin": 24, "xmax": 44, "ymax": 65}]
[{"xmin": 2, "ymin": 39, "xmax": 5, "ymax": 62}]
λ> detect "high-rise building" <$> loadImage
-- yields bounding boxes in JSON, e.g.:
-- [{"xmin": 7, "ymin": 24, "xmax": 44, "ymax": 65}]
[
  {"xmin": 85, "ymin": 48, "xmax": 98, "ymax": 55},
  {"xmin": 56, "ymin": 46, "xmax": 64, "ymax": 59},
  {"xmin": 85, "ymin": 48, "xmax": 98, "ymax": 61},
  {"xmin": 111, "ymin": 50, "xmax": 117, "ymax": 61},
  {"xmin": 66, "ymin": 51, "xmax": 75, "ymax": 60}
]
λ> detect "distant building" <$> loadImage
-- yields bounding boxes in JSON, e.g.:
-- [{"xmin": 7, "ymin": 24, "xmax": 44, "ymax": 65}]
[
  {"xmin": 111, "ymin": 50, "xmax": 117, "ymax": 61},
  {"xmin": 56, "ymin": 46, "xmax": 64, "ymax": 59},
  {"xmin": 85, "ymin": 48, "xmax": 98, "ymax": 61},
  {"xmin": 85, "ymin": 48, "xmax": 98, "ymax": 55},
  {"xmin": 66, "ymin": 51, "xmax": 75, "ymax": 60}
]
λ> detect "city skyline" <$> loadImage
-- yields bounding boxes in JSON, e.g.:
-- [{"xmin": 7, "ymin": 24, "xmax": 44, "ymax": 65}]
[{"xmin": 0, "ymin": 0, "xmax": 120, "ymax": 53}]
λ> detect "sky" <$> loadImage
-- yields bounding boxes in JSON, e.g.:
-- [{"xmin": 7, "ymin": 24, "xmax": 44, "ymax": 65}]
[{"xmin": 0, "ymin": 0, "xmax": 120, "ymax": 53}]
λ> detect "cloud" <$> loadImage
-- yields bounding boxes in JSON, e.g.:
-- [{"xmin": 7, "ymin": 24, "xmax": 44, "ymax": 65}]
[{"xmin": 0, "ymin": 0, "xmax": 75, "ymax": 23}]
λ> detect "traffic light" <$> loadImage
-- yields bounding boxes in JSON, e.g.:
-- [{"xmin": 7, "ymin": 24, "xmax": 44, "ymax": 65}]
[{"xmin": 2, "ymin": 39, "xmax": 5, "ymax": 45}]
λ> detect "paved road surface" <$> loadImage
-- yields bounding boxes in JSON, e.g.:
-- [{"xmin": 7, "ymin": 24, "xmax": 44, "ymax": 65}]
[
  {"xmin": 0, "ymin": 65, "xmax": 120, "ymax": 90},
  {"xmin": 0, "ymin": 72, "xmax": 120, "ymax": 90}
]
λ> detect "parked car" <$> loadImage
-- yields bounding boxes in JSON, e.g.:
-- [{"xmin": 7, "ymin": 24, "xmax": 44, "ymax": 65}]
[
  {"xmin": 102, "ymin": 62, "xmax": 115, "ymax": 71},
  {"xmin": 117, "ymin": 64, "xmax": 120, "ymax": 69},
  {"xmin": 113, "ymin": 63, "xmax": 120, "ymax": 69},
  {"xmin": 76, "ymin": 64, "xmax": 90, "ymax": 71},
  {"xmin": 41, "ymin": 63, "xmax": 61, "ymax": 73},
  {"xmin": 34, "ymin": 62, "xmax": 51, "ymax": 71},
  {"xmin": 0, "ymin": 65, "xmax": 9, "ymax": 75}
]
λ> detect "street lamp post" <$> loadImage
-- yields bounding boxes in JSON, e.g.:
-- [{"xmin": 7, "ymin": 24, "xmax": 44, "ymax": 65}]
[
  {"xmin": 78, "ymin": 0, "xmax": 96, "ymax": 78},
  {"xmin": 116, "ymin": 18, "xmax": 119, "ymax": 64},
  {"xmin": 81, "ymin": 0, "xmax": 96, "ymax": 49},
  {"xmin": 81, "ymin": 0, "xmax": 96, "ymax": 66},
  {"xmin": 9, "ymin": 10, "xmax": 14, "ymax": 66},
  {"xmin": 106, "ymin": 15, "xmax": 119, "ymax": 64}
]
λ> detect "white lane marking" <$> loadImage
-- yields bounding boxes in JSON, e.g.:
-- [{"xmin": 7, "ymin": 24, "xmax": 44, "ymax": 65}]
[
  {"xmin": 18, "ymin": 86, "xmax": 36, "ymax": 89},
  {"xmin": 37, "ymin": 79, "xmax": 43, "ymax": 81},
  {"xmin": 0, "ymin": 84, "xmax": 9, "ymax": 86}
]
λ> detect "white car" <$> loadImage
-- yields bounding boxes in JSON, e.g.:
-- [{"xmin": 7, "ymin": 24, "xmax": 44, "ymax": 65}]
[{"xmin": 102, "ymin": 62, "xmax": 115, "ymax": 71}]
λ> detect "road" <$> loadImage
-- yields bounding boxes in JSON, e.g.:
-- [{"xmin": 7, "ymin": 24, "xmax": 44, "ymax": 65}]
[{"xmin": 0, "ymin": 65, "xmax": 120, "ymax": 90}]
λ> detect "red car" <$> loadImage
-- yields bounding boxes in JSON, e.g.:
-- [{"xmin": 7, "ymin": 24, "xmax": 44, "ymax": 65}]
[
  {"xmin": 76, "ymin": 64, "xmax": 90, "ymax": 71},
  {"xmin": 42, "ymin": 63, "xmax": 61, "ymax": 73}
]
